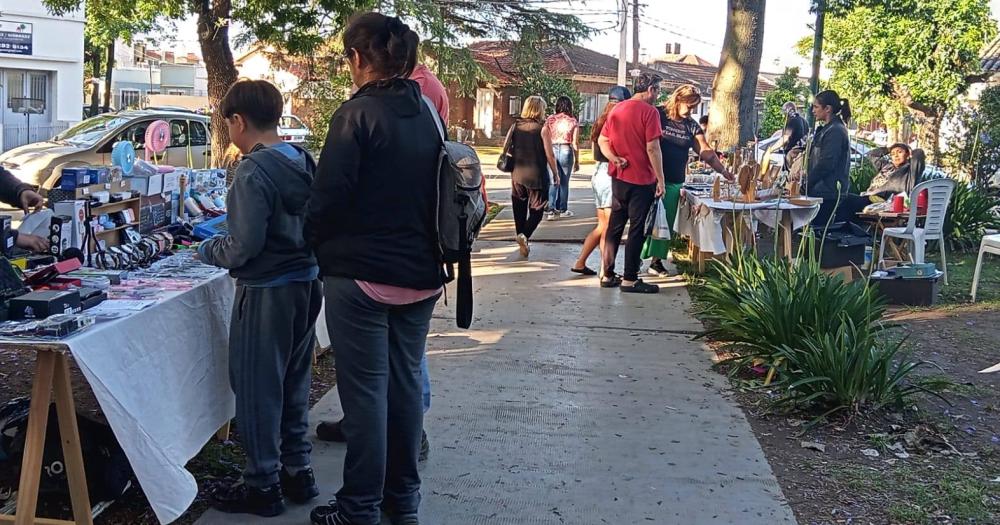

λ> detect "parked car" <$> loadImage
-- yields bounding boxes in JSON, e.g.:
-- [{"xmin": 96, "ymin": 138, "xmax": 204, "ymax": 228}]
[
  {"xmin": 0, "ymin": 109, "xmax": 212, "ymax": 190},
  {"xmin": 278, "ymin": 115, "xmax": 311, "ymax": 145},
  {"xmin": 82, "ymin": 105, "xmax": 116, "ymax": 119}
]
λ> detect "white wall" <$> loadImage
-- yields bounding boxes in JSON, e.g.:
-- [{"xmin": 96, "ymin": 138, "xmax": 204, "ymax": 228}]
[
  {"xmin": 0, "ymin": 0, "xmax": 84, "ymax": 124},
  {"xmin": 236, "ymin": 50, "xmax": 301, "ymax": 112}
]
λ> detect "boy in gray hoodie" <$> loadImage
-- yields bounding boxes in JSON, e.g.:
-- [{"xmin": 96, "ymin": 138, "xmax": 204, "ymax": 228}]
[{"xmin": 197, "ymin": 80, "xmax": 322, "ymax": 517}]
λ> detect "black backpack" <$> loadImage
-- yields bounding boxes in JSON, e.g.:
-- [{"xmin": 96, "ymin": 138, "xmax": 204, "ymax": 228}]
[{"xmin": 422, "ymin": 97, "xmax": 486, "ymax": 329}]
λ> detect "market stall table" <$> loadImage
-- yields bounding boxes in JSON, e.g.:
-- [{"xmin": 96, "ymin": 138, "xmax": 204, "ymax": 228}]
[
  {"xmin": 674, "ymin": 190, "xmax": 821, "ymax": 272},
  {"xmin": 0, "ymin": 258, "xmax": 235, "ymax": 525}
]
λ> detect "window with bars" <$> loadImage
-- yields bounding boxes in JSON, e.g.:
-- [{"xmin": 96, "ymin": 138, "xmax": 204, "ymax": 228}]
[
  {"xmin": 5, "ymin": 71, "xmax": 24, "ymax": 109},
  {"xmin": 29, "ymin": 74, "xmax": 46, "ymax": 108},
  {"xmin": 508, "ymin": 96, "xmax": 522, "ymax": 116},
  {"xmin": 579, "ymin": 93, "xmax": 609, "ymax": 124},
  {"xmin": 120, "ymin": 89, "xmax": 141, "ymax": 109}
]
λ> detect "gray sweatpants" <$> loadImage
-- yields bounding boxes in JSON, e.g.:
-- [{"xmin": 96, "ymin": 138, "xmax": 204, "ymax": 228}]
[{"xmin": 229, "ymin": 279, "xmax": 323, "ymax": 487}]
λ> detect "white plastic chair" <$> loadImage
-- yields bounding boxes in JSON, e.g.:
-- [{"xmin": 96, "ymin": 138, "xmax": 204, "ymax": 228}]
[
  {"xmin": 877, "ymin": 178, "xmax": 956, "ymax": 285},
  {"xmin": 972, "ymin": 234, "xmax": 1000, "ymax": 302}
]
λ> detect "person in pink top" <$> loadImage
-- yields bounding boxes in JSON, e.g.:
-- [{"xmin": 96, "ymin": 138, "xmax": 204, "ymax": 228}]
[
  {"xmin": 409, "ymin": 63, "xmax": 449, "ymax": 122},
  {"xmin": 542, "ymin": 96, "xmax": 579, "ymax": 219}
]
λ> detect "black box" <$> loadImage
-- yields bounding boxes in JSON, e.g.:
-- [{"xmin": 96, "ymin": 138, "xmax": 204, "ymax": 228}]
[
  {"xmin": 9, "ymin": 290, "xmax": 82, "ymax": 320},
  {"xmin": 797, "ymin": 222, "xmax": 871, "ymax": 269},
  {"xmin": 78, "ymin": 287, "xmax": 107, "ymax": 310},
  {"xmin": 871, "ymin": 276, "xmax": 941, "ymax": 307}
]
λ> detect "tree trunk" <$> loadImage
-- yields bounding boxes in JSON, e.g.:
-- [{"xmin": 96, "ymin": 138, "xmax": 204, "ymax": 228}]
[
  {"xmin": 707, "ymin": 0, "xmax": 767, "ymax": 152},
  {"xmin": 910, "ymin": 108, "xmax": 942, "ymax": 166},
  {"xmin": 103, "ymin": 41, "xmax": 114, "ymax": 112},
  {"xmin": 198, "ymin": 0, "xmax": 239, "ymax": 169},
  {"xmin": 90, "ymin": 46, "xmax": 102, "ymax": 116}
]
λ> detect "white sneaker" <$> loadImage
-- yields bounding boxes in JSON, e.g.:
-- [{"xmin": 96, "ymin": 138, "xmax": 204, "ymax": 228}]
[
  {"xmin": 560, "ymin": 210, "xmax": 575, "ymax": 218},
  {"xmin": 516, "ymin": 234, "xmax": 530, "ymax": 257},
  {"xmin": 546, "ymin": 212, "xmax": 558, "ymax": 221}
]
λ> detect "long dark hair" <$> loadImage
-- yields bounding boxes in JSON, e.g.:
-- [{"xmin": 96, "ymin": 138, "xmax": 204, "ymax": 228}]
[
  {"xmin": 555, "ymin": 96, "xmax": 574, "ymax": 117},
  {"xmin": 591, "ymin": 100, "xmax": 618, "ymax": 143},
  {"xmin": 815, "ymin": 90, "xmax": 852, "ymax": 123},
  {"xmin": 343, "ymin": 12, "xmax": 419, "ymax": 81}
]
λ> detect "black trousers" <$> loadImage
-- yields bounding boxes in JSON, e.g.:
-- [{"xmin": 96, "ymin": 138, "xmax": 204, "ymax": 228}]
[
  {"xmin": 602, "ymin": 178, "xmax": 657, "ymax": 281},
  {"xmin": 511, "ymin": 181, "xmax": 548, "ymax": 239}
]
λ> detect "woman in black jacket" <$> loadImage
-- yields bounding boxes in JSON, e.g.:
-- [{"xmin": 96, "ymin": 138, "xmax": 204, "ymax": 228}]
[
  {"xmin": 306, "ymin": 12, "xmax": 443, "ymax": 525},
  {"xmin": 508, "ymin": 95, "xmax": 558, "ymax": 257},
  {"xmin": 806, "ymin": 90, "xmax": 852, "ymax": 226}
]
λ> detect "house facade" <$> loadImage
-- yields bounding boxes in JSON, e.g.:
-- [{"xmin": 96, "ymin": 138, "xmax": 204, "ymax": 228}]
[
  {"xmin": 0, "ymin": 0, "xmax": 85, "ymax": 152},
  {"xmin": 106, "ymin": 41, "xmax": 208, "ymax": 110}
]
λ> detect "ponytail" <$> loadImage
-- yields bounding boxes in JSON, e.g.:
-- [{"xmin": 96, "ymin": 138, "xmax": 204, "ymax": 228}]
[
  {"xmin": 343, "ymin": 13, "xmax": 420, "ymax": 81},
  {"xmin": 838, "ymin": 98, "xmax": 852, "ymax": 124},
  {"xmin": 815, "ymin": 90, "xmax": 852, "ymax": 123}
]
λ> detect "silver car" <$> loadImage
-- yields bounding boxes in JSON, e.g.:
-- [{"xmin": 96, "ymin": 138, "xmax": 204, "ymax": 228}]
[{"xmin": 0, "ymin": 109, "xmax": 212, "ymax": 190}]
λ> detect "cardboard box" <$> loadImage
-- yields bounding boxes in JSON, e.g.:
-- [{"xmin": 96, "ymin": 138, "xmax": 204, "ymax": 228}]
[
  {"xmin": 53, "ymin": 200, "xmax": 87, "ymax": 249},
  {"xmin": 60, "ymin": 167, "xmax": 90, "ymax": 190},
  {"xmin": 128, "ymin": 173, "xmax": 164, "ymax": 196}
]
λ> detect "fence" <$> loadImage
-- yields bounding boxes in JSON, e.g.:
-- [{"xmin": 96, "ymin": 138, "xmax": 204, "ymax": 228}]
[{"xmin": 1, "ymin": 123, "xmax": 70, "ymax": 153}]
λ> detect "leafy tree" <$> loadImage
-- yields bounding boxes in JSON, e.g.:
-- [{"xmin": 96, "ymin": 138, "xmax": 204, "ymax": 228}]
[
  {"xmin": 947, "ymin": 85, "xmax": 1000, "ymax": 188},
  {"xmin": 708, "ymin": 0, "xmax": 767, "ymax": 151},
  {"xmin": 818, "ymin": 0, "xmax": 995, "ymax": 162},
  {"xmin": 758, "ymin": 67, "xmax": 809, "ymax": 138}
]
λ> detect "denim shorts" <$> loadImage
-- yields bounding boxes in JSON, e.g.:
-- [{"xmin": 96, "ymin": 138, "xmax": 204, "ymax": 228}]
[{"xmin": 591, "ymin": 162, "xmax": 613, "ymax": 209}]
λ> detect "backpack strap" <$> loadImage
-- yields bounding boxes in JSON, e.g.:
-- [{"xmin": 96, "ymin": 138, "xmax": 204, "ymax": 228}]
[{"xmin": 422, "ymin": 95, "xmax": 447, "ymax": 143}]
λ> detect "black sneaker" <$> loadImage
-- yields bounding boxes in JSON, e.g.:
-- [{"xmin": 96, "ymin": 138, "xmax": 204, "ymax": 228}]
[
  {"xmin": 419, "ymin": 430, "xmax": 429, "ymax": 462},
  {"xmin": 280, "ymin": 467, "xmax": 320, "ymax": 504},
  {"xmin": 311, "ymin": 501, "xmax": 358, "ymax": 525},
  {"xmin": 621, "ymin": 279, "xmax": 660, "ymax": 294},
  {"xmin": 211, "ymin": 480, "xmax": 285, "ymax": 517},
  {"xmin": 316, "ymin": 419, "xmax": 346, "ymax": 442},
  {"xmin": 647, "ymin": 260, "xmax": 669, "ymax": 277},
  {"xmin": 381, "ymin": 500, "xmax": 420, "ymax": 525}
]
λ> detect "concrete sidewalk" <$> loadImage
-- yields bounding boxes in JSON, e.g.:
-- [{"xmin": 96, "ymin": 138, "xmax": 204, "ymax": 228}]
[{"xmin": 197, "ymin": 241, "xmax": 795, "ymax": 525}]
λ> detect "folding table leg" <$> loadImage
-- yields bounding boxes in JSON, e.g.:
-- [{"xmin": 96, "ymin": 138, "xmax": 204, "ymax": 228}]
[
  {"xmin": 52, "ymin": 354, "xmax": 93, "ymax": 525},
  {"xmin": 13, "ymin": 352, "xmax": 56, "ymax": 525}
]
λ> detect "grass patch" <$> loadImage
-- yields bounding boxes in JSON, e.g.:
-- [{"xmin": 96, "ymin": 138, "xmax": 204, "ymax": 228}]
[
  {"xmin": 833, "ymin": 463, "xmax": 1000, "ymax": 524},
  {"xmin": 926, "ymin": 248, "xmax": 1000, "ymax": 306}
]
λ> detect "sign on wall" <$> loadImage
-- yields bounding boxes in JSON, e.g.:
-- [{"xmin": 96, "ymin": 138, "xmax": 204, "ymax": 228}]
[{"xmin": 0, "ymin": 21, "xmax": 32, "ymax": 56}]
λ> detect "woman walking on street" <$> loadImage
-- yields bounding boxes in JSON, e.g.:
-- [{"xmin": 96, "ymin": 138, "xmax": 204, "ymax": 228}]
[
  {"xmin": 644, "ymin": 85, "xmax": 733, "ymax": 277},
  {"xmin": 543, "ymin": 95, "xmax": 579, "ymax": 220},
  {"xmin": 509, "ymin": 95, "xmax": 559, "ymax": 257},
  {"xmin": 306, "ymin": 12, "xmax": 444, "ymax": 525},
  {"xmin": 571, "ymin": 86, "xmax": 629, "ymax": 276}
]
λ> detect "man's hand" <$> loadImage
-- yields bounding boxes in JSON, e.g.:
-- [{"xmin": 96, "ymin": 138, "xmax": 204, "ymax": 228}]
[
  {"xmin": 19, "ymin": 189, "xmax": 44, "ymax": 213},
  {"xmin": 722, "ymin": 169, "xmax": 736, "ymax": 182},
  {"xmin": 655, "ymin": 180, "xmax": 665, "ymax": 198},
  {"xmin": 611, "ymin": 156, "xmax": 629, "ymax": 169},
  {"xmin": 15, "ymin": 233, "xmax": 49, "ymax": 253}
]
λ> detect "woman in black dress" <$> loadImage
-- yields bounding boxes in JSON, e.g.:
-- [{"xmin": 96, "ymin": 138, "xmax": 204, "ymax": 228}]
[{"xmin": 508, "ymin": 95, "xmax": 559, "ymax": 257}]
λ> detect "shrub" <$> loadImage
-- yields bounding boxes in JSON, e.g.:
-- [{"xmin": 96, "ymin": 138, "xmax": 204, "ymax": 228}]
[
  {"xmin": 850, "ymin": 160, "xmax": 877, "ymax": 194},
  {"xmin": 773, "ymin": 319, "xmax": 945, "ymax": 418},
  {"xmin": 944, "ymin": 181, "xmax": 1000, "ymax": 251}
]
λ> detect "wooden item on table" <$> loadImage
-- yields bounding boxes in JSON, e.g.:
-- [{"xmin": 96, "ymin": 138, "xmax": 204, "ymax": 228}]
[
  {"xmin": 788, "ymin": 196, "xmax": 823, "ymax": 207},
  {"xmin": 788, "ymin": 180, "xmax": 801, "ymax": 197},
  {"xmin": 711, "ymin": 176, "xmax": 721, "ymax": 201},
  {"xmin": 738, "ymin": 165, "xmax": 756, "ymax": 203}
]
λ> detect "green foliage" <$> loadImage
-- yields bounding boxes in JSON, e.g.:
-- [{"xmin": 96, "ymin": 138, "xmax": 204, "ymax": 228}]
[
  {"xmin": 820, "ymin": 0, "xmax": 995, "ymax": 127},
  {"xmin": 759, "ymin": 67, "xmax": 809, "ymax": 138},
  {"xmin": 516, "ymin": 66, "xmax": 583, "ymax": 118},
  {"xmin": 850, "ymin": 159, "xmax": 878, "ymax": 193},
  {"xmin": 946, "ymin": 85, "xmax": 1000, "ymax": 188},
  {"xmin": 942, "ymin": 180, "xmax": 1000, "ymax": 251},
  {"xmin": 773, "ymin": 320, "xmax": 943, "ymax": 417}
]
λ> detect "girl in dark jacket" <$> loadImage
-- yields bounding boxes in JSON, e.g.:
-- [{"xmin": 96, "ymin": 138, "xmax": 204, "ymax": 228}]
[
  {"xmin": 508, "ymin": 95, "xmax": 559, "ymax": 257},
  {"xmin": 306, "ymin": 12, "xmax": 444, "ymax": 525},
  {"xmin": 806, "ymin": 90, "xmax": 852, "ymax": 226}
]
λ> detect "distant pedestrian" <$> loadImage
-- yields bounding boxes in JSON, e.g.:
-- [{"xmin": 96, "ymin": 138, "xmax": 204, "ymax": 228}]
[
  {"xmin": 698, "ymin": 114, "xmax": 709, "ymax": 131},
  {"xmin": 571, "ymin": 86, "xmax": 629, "ymax": 276},
  {"xmin": 508, "ymin": 95, "xmax": 559, "ymax": 257},
  {"xmin": 201, "ymin": 79, "xmax": 322, "ymax": 518},
  {"xmin": 643, "ymin": 85, "xmax": 733, "ymax": 277},
  {"xmin": 543, "ymin": 96, "xmax": 579, "ymax": 220},
  {"xmin": 597, "ymin": 73, "xmax": 666, "ymax": 294},
  {"xmin": 306, "ymin": 13, "xmax": 444, "ymax": 525}
]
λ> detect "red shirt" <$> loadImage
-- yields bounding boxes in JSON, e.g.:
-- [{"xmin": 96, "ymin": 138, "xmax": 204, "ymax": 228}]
[
  {"xmin": 409, "ymin": 64, "xmax": 449, "ymax": 122},
  {"xmin": 600, "ymin": 99, "xmax": 662, "ymax": 185}
]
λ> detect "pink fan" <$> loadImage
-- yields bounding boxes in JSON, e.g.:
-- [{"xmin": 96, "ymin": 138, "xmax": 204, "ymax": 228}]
[{"xmin": 144, "ymin": 120, "xmax": 170, "ymax": 162}]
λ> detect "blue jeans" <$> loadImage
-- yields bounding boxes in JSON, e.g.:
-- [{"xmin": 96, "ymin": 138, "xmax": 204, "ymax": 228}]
[
  {"xmin": 420, "ymin": 353, "xmax": 430, "ymax": 413},
  {"xmin": 323, "ymin": 277, "xmax": 440, "ymax": 523},
  {"xmin": 547, "ymin": 144, "xmax": 574, "ymax": 212}
]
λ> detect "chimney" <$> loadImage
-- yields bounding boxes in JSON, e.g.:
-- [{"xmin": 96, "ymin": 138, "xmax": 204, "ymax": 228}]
[
  {"xmin": 674, "ymin": 43, "xmax": 681, "ymax": 55},
  {"xmin": 165, "ymin": 51, "xmax": 175, "ymax": 64}
]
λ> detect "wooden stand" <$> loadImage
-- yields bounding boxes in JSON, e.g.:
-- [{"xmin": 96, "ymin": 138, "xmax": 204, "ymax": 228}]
[{"xmin": 0, "ymin": 350, "xmax": 93, "ymax": 525}]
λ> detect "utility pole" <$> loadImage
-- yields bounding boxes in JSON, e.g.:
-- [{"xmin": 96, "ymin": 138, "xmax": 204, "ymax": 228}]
[
  {"xmin": 617, "ymin": 0, "xmax": 627, "ymax": 86},
  {"xmin": 808, "ymin": 0, "xmax": 826, "ymax": 127},
  {"xmin": 632, "ymin": 0, "xmax": 640, "ymax": 67}
]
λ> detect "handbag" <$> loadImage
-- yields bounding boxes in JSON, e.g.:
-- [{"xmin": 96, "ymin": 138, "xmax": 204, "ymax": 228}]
[{"xmin": 496, "ymin": 124, "xmax": 516, "ymax": 173}]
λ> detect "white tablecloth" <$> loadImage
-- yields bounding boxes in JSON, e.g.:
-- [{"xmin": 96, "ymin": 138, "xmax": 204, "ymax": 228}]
[
  {"xmin": 675, "ymin": 191, "xmax": 821, "ymax": 254},
  {"xmin": 1, "ymin": 272, "xmax": 235, "ymax": 524}
]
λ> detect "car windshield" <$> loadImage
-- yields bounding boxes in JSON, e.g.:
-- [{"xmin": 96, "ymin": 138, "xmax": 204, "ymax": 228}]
[
  {"xmin": 280, "ymin": 116, "xmax": 305, "ymax": 130},
  {"xmin": 54, "ymin": 115, "xmax": 132, "ymax": 147}
]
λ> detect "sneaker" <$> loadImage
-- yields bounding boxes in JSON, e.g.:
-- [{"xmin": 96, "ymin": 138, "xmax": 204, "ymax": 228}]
[
  {"xmin": 647, "ymin": 260, "xmax": 669, "ymax": 277},
  {"xmin": 621, "ymin": 279, "xmax": 660, "ymax": 294},
  {"xmin": 516, "ymin": 234, "xmax": 530, "ymax": 257},
  {"xmin": 311, "ymin": 501, "xmax": 357, "ymax": 525},
  {"xmin": 381, "ymin": 501, "xmax": 420, "ymax": 525},
  {"xmin": 560, "ymin": 210, "xmax": 575, "ymax": 218},
  {"xmin": 546, "ymin": 212, "xmax": 558, "ymax": 221},
  {"xmin": 211, "ymin": 480, "xmax": 285, "ymax": 517},
  {"xmin": 419, "ymin": 430, "xmax": 429, "ymax": 462},
  {"xmin": 280, "ymin": 467, "xmax": 320, "ymax": 504},
  {"xmin": 316, "ymin": 419, "xmax": 346, "ymax": 443}
]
